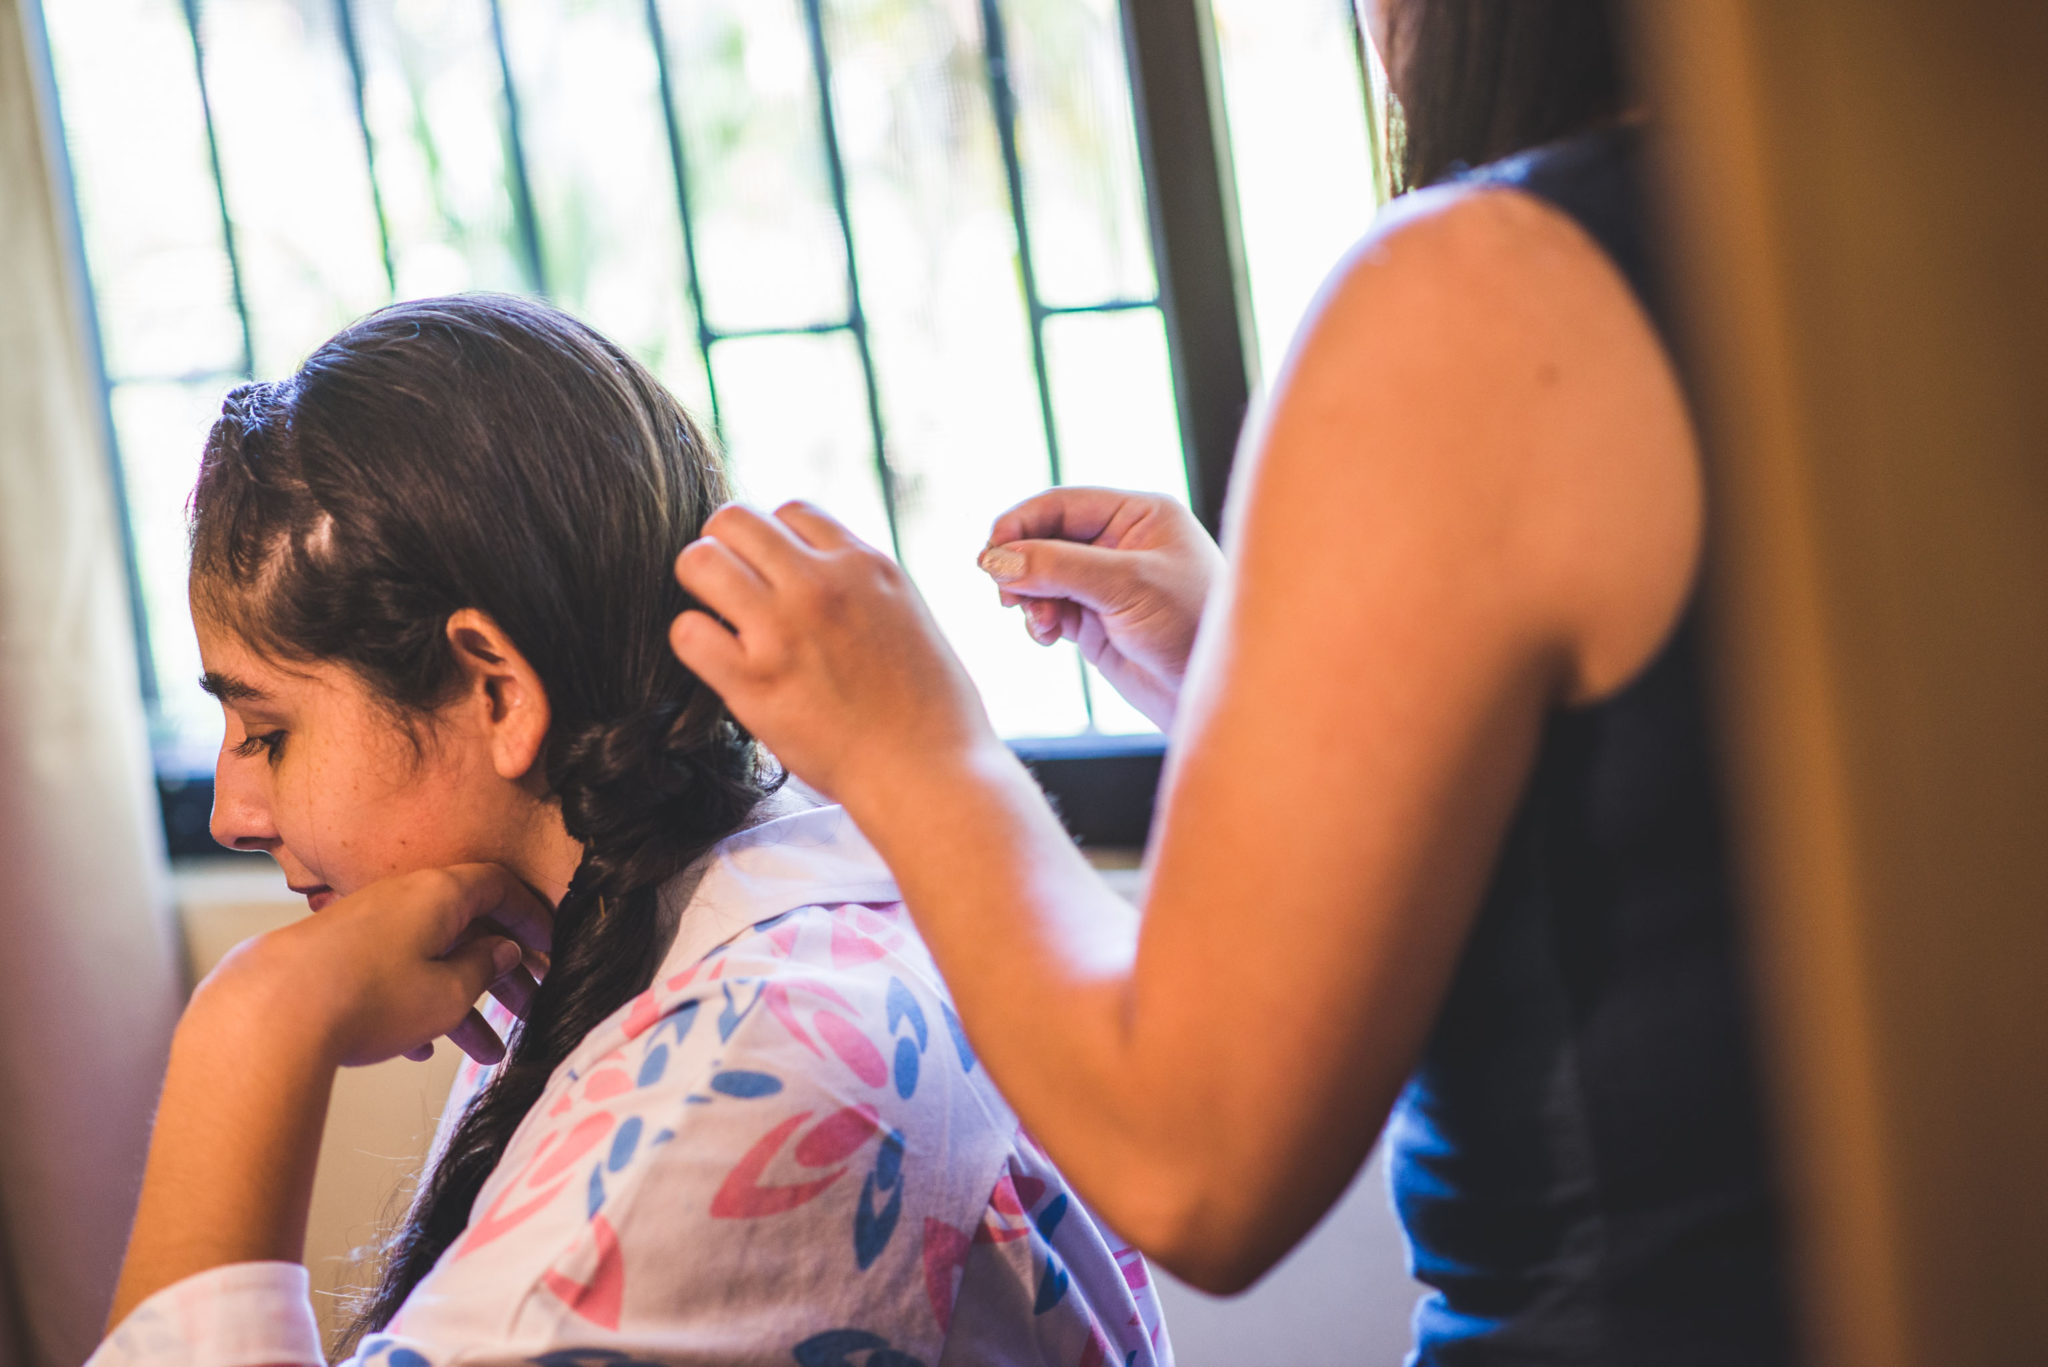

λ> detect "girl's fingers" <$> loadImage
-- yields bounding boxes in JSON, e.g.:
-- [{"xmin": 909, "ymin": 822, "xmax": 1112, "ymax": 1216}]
[
  {"xmin": 487, "ymin": 962, "xmax": 541, "ymax": 1021},
  {"xmin": 430, "ymin": 864, "xmax": 555, "ymax": 955},
  {"xmin": 403, "ymin": 1042, "xmax": 435, "ymax": 1063},
  {"xmin": 446, "ymin": 1007, "xmax": 506, "ymax": 1066},
  {"xmin": 674, "ymin": 536, "xmax": 774, "ymax": 624}
]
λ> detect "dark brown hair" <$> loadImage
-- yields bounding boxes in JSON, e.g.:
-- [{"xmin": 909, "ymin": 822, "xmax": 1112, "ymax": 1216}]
[
  {"xmin": 1386, "ymin": 0, "xmax": 1628, "ymax": 193},
  {"xmin": 189, "ymin": 293, "xmax": 776, "ymax": 1339}
]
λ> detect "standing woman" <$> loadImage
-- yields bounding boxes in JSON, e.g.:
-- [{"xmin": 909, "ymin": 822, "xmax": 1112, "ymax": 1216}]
[{"xmin": 669, "ymin": 1, "xmax": 1796, "ymax": 1362}]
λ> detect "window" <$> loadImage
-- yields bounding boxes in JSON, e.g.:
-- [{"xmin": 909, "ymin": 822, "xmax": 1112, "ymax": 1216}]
[{"xmin": 34, "ymin": 0, "xmax": 1384, "ymax": 850}]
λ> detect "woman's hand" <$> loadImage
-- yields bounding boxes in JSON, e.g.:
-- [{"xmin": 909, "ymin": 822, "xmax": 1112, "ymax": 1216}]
[
  {"xmin": 977, "ymin": 487, "xmax": 1222, "ymax": 729},
  {"xmin": 195, "ymin": 862, "xmax": 550, "ymax": 1069},
  {"xmin": 669, "ymin": 501, "xmax": 1010, "ymax": 809}
]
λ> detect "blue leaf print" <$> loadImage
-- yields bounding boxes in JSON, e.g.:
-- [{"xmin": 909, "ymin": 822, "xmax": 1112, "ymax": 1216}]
[
  {"xmin": 853, "ymin": 1131, "xmax": 907, "ymax": 1269},
  {"xmin": 940, "ymin": 1001, "xmax": 976, "ymax": 1073},
  {"xmin": 661, "ymin": 1000, "xmax": 700, "ymax": 1046},
  {"xmin": 875, "ymin": 1128, "xmax": 904, "ymax": 1189},
  {"xmin": 637, "ymin": 1043, "xmax": 669, "ymax": 1088},
  {"xmin": 892, "ymin": 1037, "xmax": 920, "ymax": 1099},
  {"xmin": 586, "ymin": 1163, "xmax": 606, "ymax": 1218},
  {"xmin": 388, "ymin": 1352, "xmax": 430, "ymax": 1367},
  {"xmin": 711, "ymin": 1069, "xmax": 785, "ymax": 1098},
  {"xmin": 609, "ymin": 1116, "xmax": 643, "ymax": 1172},
  {"xmin": 718, "ymin": 980, "xmax": 764, "ymax": 1041},
  {"xmin": 1034, "ymin": 1191, "xmax": 1069, "ymax": 1242},
  {"xmin": 886, "ymin": 978, "xmax": 928, "ymax": 1051},
  {"xmin": 791, "ymin": 1329, "xmax": 926, "ymax": 1367},
  {"xmin": 1033, "ymin": 1255, "xmax": 1071, "ymax": 1314}
]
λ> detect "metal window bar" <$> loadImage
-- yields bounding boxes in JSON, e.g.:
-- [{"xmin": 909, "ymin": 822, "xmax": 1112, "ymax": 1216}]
[
  {"xmin": 175, "ymin": 0, "xmax": 256, "ymax": 380},
  {"xmin": 795, "ymin": 0, "xmax": 902, "ymax": 562},
  {"xmin": 333, "ymin": 0, "xmax": 398, "ymax": 297},
  {"xmin": 642, "ymin": 0, "xmax": 725, "ymax": 431},
  {"xmin": 486, "ymin": 0, "xmax": 549, "ymax": 297}
]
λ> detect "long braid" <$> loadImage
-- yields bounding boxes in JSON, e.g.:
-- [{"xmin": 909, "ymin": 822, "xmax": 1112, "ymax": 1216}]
[{"xmin": 342, "ymin": 704, "xmax": 775, "ymax": 1343}]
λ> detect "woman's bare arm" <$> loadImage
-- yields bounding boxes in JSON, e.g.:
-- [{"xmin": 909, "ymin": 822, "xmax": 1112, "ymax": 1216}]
[{"xmin": 672, "ymin": 183, "xmax": 1701, "ymax": 1291}]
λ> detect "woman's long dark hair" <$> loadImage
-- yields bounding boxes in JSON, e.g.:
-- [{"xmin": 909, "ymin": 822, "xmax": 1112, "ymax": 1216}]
[
  {"xmin": 187, "ymin": 294, "xmax": 777, "ymax": 1342},
  {"xmin": 1385, "ymin": 0, "xmax": 1628, "ymax": 193}
]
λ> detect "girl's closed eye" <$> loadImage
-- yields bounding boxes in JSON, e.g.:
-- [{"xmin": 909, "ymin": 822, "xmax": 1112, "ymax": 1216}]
[{"xmin": 232, "ymin": 729, "xmax": 286, "ymax": 763}]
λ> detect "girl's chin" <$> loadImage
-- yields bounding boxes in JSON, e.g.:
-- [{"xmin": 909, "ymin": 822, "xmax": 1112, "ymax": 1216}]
[{"xmin": 306, "ymin": 889, "xmax": 338, "ymax": 913}]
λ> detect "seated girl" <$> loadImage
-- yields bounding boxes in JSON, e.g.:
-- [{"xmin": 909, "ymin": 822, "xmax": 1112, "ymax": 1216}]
[{"xmin": 90, "ymin": 295, "xmax": 1170, "ymax": 1367}]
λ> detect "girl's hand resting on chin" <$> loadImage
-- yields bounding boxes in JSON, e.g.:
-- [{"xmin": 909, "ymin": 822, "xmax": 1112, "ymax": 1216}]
[
  {"xmin": 193, "ymin": 863, "xmax": 550, "ymax": 1069},
  {"xmin": 978, "ymin": 487, "xmax": 1221, "ymax": 730},
  {"xmin": 670, "ymin": 501, "xmax": 1006, "ymax": 807}
]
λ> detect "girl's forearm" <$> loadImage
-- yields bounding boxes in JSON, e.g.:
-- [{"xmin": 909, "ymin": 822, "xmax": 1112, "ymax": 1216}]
[{"xmin": 107, "ymin": 986, "xmax": 335, "ymax": 1329}]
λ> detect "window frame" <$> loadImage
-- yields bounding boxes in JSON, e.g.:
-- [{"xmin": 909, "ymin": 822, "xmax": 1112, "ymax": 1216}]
[{"xmin": 40, "ymin": 0, "xmax": 1266, "ymax": 856}]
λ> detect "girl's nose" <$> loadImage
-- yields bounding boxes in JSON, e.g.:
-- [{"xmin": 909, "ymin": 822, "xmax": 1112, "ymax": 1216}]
[{"xmin": 208, "ymin": 757, "xmax": 279, "ymax": 853}]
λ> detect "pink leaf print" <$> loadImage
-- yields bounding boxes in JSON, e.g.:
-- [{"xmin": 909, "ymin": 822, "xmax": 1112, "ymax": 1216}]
[
  {"xmin": 794, "ymin": 1105, "xmax": 880, "ymax": 1168},
  {"xmin": 623, "ymin": 988, "xmax": 665, "ymax": 1040},
  {"xmin": 712, "ymin": 1111, "xmax": 855, "ymax": 1219},
  {"xmin": 922, "ymin": 1218, "xmax": 973, "ymax": 1334},
  {"xmin": 530, "ymin": 1113, "xmax": 616, "ymax": 1187},
  {"xmin": 831, "ymin": 918, "xmax": 888, "ymax": 967},
  {"xmin": 764, "ymin": 984, "xmax": 822, "ymax": 1057},
  {"xmin": 541, "ymin": 1213, "xmax": 626, "ymax": 1329},
  {"xmin": 583, "ymin": 1069, "xmax": 633, "ymax": 1103},
  {"xmin": 456, "ymin": 1111, "xmax": 617, "ymax": 1258},
  {"xmin": 814, "ymin": 1010, "xmax": 888, "ymax": 1087}
]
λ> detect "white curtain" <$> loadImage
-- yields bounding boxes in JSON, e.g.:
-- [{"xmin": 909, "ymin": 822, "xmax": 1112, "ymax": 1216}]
[{"xmin": 0, "ymin": 2, "xmax": 183, "ymax": 1362}]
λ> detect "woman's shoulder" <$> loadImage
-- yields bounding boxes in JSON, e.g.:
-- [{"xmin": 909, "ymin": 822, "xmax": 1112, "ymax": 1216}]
[
  {"xmin": 1251, "ymin": 171, "xmax": 1703, "ymax": 706},
  {"xmin": 1321, "ymin": 172, "xmax": 1649, "ymax": 353}
]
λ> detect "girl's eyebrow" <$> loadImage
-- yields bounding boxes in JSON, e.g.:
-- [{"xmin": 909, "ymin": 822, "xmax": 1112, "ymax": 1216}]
[{"xmin": 199, "ymin": 671, "xmax": 267, "ymax": 704}]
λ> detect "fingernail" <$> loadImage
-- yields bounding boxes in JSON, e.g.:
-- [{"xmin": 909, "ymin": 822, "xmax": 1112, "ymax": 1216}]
[
  {"xmin": 492, "ymin": 940, "xmax": 522, "ymax": 975},
  {"xmin": 978, "ymin": 544, "xmax": 1026, "ymax": 583}
]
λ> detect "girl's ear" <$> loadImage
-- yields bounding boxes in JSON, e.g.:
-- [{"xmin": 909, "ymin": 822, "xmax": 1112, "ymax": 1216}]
[{"xmin": 445, "ymin": 608, "xmax": 552, "ymax": 783}]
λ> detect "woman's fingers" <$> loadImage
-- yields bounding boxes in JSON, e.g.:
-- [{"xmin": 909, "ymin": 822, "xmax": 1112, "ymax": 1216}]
[
  {"xmin": 670, "ymin": 608, "xmax": 749, "ymax": 693},
  {"xmin": 773, "ymin": 499, "xmax": 863, "ymax": 551},
  {"xmin": 674, "ymin": 536, "xmax": 773, "ymax": 625},
  {"xmin": 988, "ymin": 485, "xmax": 1135, "ymax": 549},
  {"xmin": 698, "ymin": 503, "xmax": 816, "ymax": 586},
  {"xmin": 978, "ymin": 537, "xmax": 1138, "ymax": 614}
]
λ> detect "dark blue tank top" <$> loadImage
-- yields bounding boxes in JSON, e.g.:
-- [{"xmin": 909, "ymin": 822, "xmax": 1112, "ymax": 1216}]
[{"xmin": 1384, "ymin": 127, "xmax": 1799, "ymax": 1366}]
